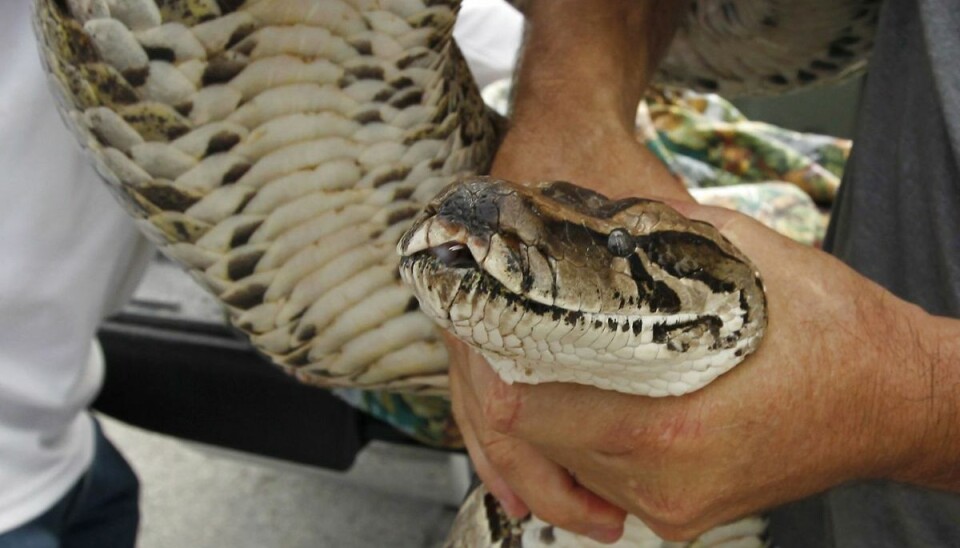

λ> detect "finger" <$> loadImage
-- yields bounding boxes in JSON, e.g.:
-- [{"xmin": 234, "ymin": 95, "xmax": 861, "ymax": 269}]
[
  {"xmin": 450, "ymin": 359, "xmax": 529, "ymax": 518},
  {"xmin": 664, "ymin": 199, "xmax": 738, "ymax": 228},
  {"xmin": 456, "ymin": 355, "xmax": 627, "ymax": 540},
  {"xmin": 464, "ymin": 351, "xmax": 675, "ymax": 451},
  {"xmin": 665, "ymin": 200, "xmax": 793, "ymax": 261}
]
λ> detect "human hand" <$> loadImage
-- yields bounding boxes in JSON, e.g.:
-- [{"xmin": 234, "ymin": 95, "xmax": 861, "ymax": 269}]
[
  {"xmin": 449, "ymin": 187, "xmax": 938, "ymax": 541},
  {"xmin": 443, "ymin": 0, "xmax": 959, "ymax": 543},
  {"xmin": 449, "ymin": 79, "xmax": 956, "ymax": 540}
]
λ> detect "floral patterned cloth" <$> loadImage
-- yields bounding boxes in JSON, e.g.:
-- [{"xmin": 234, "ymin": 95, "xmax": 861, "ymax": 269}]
[
  {"xmin": 340, "ymin": 84, "xmax": 853, "ymax": 449},
  {"xmin": 642, "ymin": 89, "xmax": 849, "ymax": 206},
  {"xmin": 690, "ymin": 184, "xmax": 827, "ymax": 248}
]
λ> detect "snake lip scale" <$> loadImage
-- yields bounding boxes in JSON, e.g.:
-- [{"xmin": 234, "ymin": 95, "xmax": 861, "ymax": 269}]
[{"xmin": 399, "ymin": 176, "xmax": 768, "ymax": 397}]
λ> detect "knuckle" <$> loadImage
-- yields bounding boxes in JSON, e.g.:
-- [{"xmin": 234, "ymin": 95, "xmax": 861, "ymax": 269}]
[
  {"xmin": 629, "ymin": 405, "xmax": 701, "ymax": 456},
  {"xmin": 647, "ymin": 521, "xmax": 703, "ymax": 543},
  {"xmin": 647, "ymin": 501, "xmax": 707, "ymax": 537},
  {"xmin": 596, "ymin": 413, "xmax": 643, "ymax": 454},
  {"xmin": 653, "ymin": 410, "xmax": 694, "ymax": 449},
  {"xmin": 480, "ymin": 384, "xmax": 523, "ymax": 435},
  {"xmin": 479, "ymin": 434, "xmax": 520, "ymax": 470},
  {"xmin": 632, "ymin": 488, "xmax": 705, "ymax": 535},
  {"xmin": 702, "ymin": 206, "xmax": 744, "ymax": 233},
  {"xmin": 601, "ymin": 419, "xmax": 674, "ymax": 458},
  {"xmin": 649, "ymin": 504, "xmax": 699, "ymax": 530},
  {"xmin": 535, "ymin": 506, "xmax": 586, "ymax": 533}
]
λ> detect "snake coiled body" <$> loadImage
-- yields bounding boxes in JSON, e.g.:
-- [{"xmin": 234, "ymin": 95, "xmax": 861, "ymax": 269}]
[
  {"xmin": 34, "ymin": 0, "xmax": 878, "ymax": 545},
  {"xmin": 36, "ymin": 0, "xmax": 498, "ymax": 394}
]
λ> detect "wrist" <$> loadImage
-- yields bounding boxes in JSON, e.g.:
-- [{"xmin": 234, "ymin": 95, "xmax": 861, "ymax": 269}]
[
  {"xmin": 849, "ymin": 291, "xmax": 960, "ymax": 489},
  {"xmin": 885, "ymin": 307, "xmax": 960, "ymax": 488},
  {"xmin": 490, "ymin": 121, "xmax": 690, "ymax": 202}
]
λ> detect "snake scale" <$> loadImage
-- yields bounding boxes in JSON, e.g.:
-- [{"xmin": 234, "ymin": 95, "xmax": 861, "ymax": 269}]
[{"xmin": 34, "ymin": 0, "xmax": 878, "ymax": 545}]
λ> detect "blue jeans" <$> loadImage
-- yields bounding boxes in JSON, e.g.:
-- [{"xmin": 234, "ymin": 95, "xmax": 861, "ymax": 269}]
[{"xmin": 0, "ymin": 420, "xmax": 139, "ymax": 548}]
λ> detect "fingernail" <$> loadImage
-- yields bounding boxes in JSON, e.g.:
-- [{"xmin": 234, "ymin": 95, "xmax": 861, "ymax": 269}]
[{"xmin": 586, "ymin": 526, "xmax": 623, "ymax": 544}]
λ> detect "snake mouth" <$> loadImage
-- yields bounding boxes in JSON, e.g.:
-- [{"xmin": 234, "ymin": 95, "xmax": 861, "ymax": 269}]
[
  {"xmin": 398, "ymin": 235, "xmax": 496, "ymax": 327},
  {"xmin": 398, "ymin": 215, "xmax": 542, "ymax": 329},
  {"xmin": 397, "ymin": 212, "xmax": 490, "ymax": 281},
  {"xmin": 423, "ymin": 242, "xmax": 479, "ymax": 270},
  {"xmin": 399, "ymin": 226, "xmax": 487, "ymax": 280}
]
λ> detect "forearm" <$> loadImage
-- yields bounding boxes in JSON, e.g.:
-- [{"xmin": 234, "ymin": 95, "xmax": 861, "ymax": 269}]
[
  {"xmin": 817, "ymin": 271, "xmax": 960, "ymax": 492},
  {"xmin": 882, "ymin": 304, "xmax": 960, "ymax": 490},
  {"xmin": 512, "ymin": 0, "xmax": 680, "ymax": 131},
  {"xmin": 722, "ymin": 233, "xmax": 960, "ymax": 497},
  {"xmin": 493, "ymin": 0, "xmax": 688, "ymax": 200}
]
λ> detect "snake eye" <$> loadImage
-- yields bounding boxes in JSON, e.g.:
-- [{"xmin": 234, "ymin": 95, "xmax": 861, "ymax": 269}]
[
  {"xmin": 607, "ymin": 228, "xmax": 635, "ymax": 257},
  {"xmin": 429, "ymin": 242, "xmax": 477, "ymax": 268}
]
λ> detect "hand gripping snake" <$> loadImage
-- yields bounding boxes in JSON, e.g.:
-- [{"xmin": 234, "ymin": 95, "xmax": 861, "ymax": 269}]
[
  {"xmin": 33, "ymin": 0, "xmax": 877, "ymax": 545},
  {"xmin": 400, "ymin": 178, "xmax": 769, "ymax": 546}
]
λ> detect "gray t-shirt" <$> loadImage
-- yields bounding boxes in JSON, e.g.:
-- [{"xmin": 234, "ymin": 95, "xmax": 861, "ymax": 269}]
[{"xmin": 769, "ymin": 0, "xmax": 960, "ymax": 545}]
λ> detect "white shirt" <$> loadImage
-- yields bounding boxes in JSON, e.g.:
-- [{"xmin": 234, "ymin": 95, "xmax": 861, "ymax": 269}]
[
  {"xmin": 0, "ymin": 2, "xmax": 152, "ymax": 532},
  {"xmin": 455, "ymin": 0, "xmax": 525, "ymax": 89}
]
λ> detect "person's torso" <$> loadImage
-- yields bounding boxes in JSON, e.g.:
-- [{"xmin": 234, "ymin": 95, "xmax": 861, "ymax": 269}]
[{"xmin": 771, "ymin": 0, "xmax": 960, "ymax": 546}]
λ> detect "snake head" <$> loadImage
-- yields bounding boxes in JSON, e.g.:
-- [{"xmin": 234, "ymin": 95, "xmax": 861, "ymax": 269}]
[{"xmin": 399, "ymin": 176, "xmax": 767, "ymax": 396}]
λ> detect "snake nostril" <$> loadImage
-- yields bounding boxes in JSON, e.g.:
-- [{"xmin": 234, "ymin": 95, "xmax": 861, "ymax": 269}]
[{"xmin": 429, "ymin": 242, "xmax": 478, "ymax": 269}]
